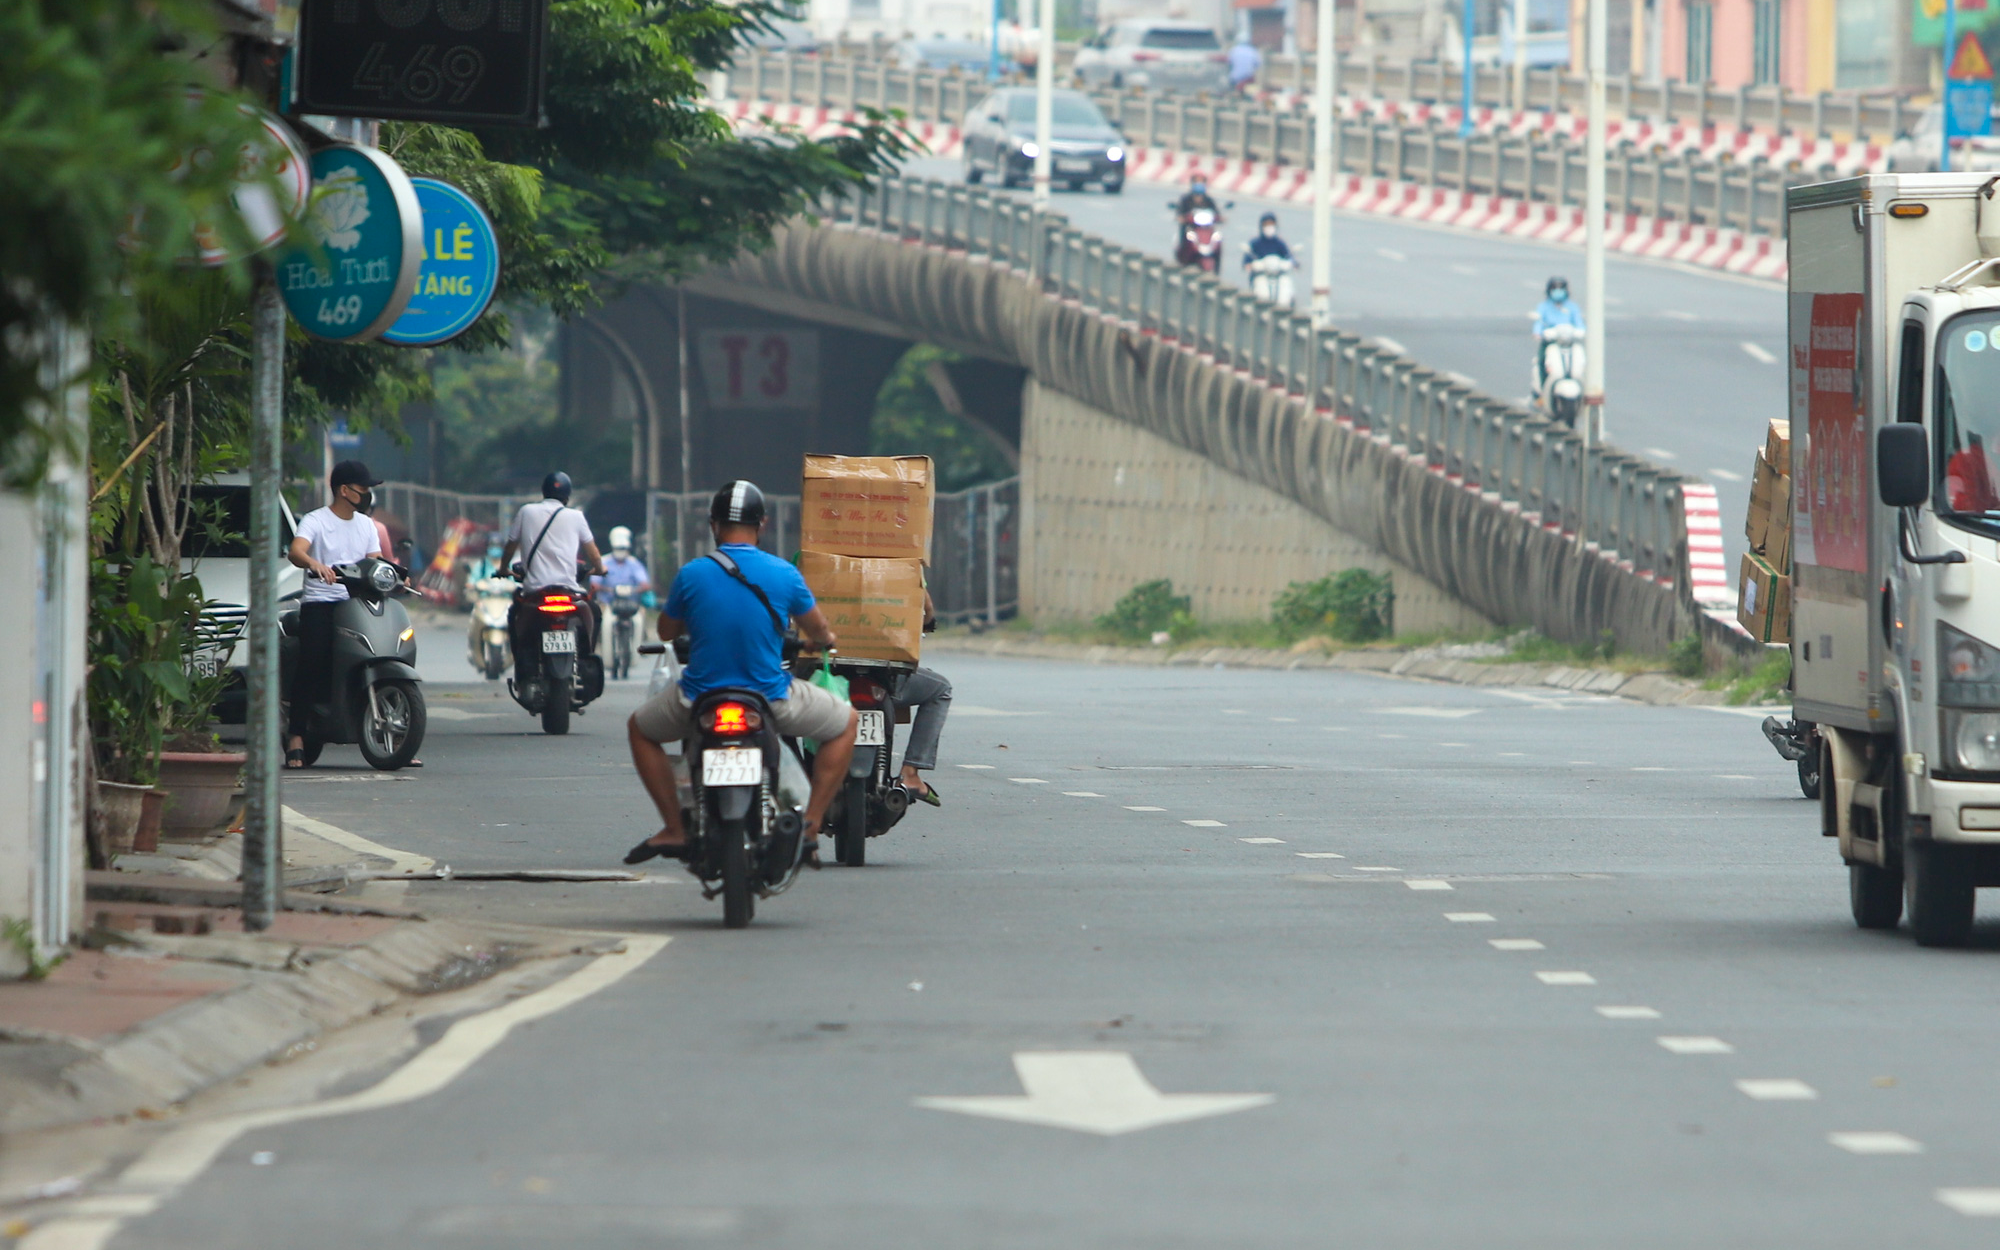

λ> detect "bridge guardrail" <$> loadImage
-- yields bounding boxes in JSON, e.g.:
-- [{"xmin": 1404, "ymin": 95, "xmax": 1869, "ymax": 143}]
[
  {"xmin": 737, "ymin": 50, "xmax": 1806, "ymax": 239},
  {"xmin": 833, "ymin": 175, "xmax": 1689, "ymax": 596}
]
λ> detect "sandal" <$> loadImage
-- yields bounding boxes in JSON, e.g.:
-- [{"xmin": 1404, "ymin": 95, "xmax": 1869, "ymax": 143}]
[
  {"xmin": 911, "ymin": 782, "xmax": 941, "ymax": 808},
  {"xmin": 623, "ymin": 837, "xmax": 689, "ymax": 865},
  {"xmin": 285, "ymin": 748, "xmax": 306, "ymax": 770}
]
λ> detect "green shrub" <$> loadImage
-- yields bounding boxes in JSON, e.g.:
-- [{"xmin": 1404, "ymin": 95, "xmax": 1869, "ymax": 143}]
[
  {"xmin": 1271, "ymin": 570, "xmax": 1394, "ymax": 643},
  {"xmin": 1098, "ymin": 579, "xmax": 1192, "ymax": 641},
  {"xmin": 1668, "ymin": 634, "xmax": 1704, "ymax": 678}
]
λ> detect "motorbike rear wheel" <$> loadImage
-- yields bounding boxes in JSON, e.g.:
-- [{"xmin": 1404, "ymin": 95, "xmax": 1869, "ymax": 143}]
[
  {"xmin": 836, "ymin": 776, "xmax": 868, "ymax": 867},
  {"xmin": 541, "ymin": 676, "xmax": 572, "ymax": 735},
  {"xmin": 358, "ymin": 680, "xmax": 426, "ymax": 771},
  {"xmin": 719, "ymin": 816, "xmax": 755, "ymax": 928}
]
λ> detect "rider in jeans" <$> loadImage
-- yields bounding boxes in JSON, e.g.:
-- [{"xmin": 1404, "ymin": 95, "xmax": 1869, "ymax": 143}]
[
  {"xmin": 894, "ymin": 588, "xmax": 952, "ymax": 807},
  {"xmin": 623, "ymin": 481, "xmax": 858, "ymax": 864}
]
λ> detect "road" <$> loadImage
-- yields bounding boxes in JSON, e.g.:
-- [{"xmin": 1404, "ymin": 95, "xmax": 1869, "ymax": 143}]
[
  {"xmin": 111, "ymin": 655, "xmax": 2000, "ymax": 1247},
  {"xmin": 907, "ymin": 155, "xmax": 1784, "ymax": 575}
]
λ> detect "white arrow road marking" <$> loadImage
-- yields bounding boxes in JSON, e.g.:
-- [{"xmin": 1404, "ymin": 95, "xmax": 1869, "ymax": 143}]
[{"xmin": 916, "ymin": 1052, "xmax": 1273, "ymax": 1136}]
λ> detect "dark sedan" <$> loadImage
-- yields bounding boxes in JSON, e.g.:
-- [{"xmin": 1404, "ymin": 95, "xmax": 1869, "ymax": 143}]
[{"xmin": 961, "ymin": 88, "xmax": 1126, "ymax": 194}]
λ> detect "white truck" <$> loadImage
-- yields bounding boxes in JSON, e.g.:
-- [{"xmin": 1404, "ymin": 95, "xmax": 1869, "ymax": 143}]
[{"xmin": 1782, "ymin": 173, "xmax": 2000, "ymax": 945}]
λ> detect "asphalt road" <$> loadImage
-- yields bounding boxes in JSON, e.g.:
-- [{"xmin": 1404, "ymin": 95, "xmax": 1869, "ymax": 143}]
[
  {"xmin": 906, "ymin": 155, "xmax": 1784, "ymax": 575},
  {"xmin": 114, "ymin": 655, "xmax": 2000, "ymax": 1247}
]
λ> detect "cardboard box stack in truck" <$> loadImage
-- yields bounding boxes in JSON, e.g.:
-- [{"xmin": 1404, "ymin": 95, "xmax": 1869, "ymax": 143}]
[
  {"xmin": 1739, "ymin": 419, "xmax": 1794, "ymax": 644},
  {"xmin": 797, "ymin": 455, "xmax": 933, "ymax": 664},
  {"xmin": 1767, "ymin": 173, "xmax": 2000, "ymax": 947}
]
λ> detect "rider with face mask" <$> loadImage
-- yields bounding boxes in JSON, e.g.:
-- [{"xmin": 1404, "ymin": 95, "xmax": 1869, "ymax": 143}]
[
  {"xmin": 1243, "ymin": 211, "xmax": 1292, "ymax": 265},
  {"xmin": 1173, "ymin": 174, "xmax": 1219, "ymax": 217},
  {"xmin": 1533, "ymin": 276, "xmax": 1585, "ymax": 390},
  {"xmin": 285, "ymin": 459, "xmax": 387, "ymax": 768}
]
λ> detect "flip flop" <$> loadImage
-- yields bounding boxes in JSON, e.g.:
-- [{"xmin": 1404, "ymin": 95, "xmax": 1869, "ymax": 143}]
[
  {"xmin": 910, "ymin": 781, "xmax": 941, "ymax": 807},
  {"xmin": 284, "ymin": 748, "xmax": 305, "ymax": 770},
  {"xmin": 623, "ymin": 837, "xmax": 689, "ymax": 864}
]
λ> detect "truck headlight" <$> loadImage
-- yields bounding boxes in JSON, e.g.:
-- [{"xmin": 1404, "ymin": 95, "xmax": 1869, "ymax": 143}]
[
  {"xmin": 1940, "ymin": 623, "xmax": 2000, "ymax": 706},
  {"xmin": 1949, "ymin": 711, "xmax": 2000, "ymax": 772}
]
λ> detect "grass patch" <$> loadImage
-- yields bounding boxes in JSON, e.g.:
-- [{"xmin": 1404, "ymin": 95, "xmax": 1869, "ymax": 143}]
[{"xmin": 1722, "ymin": 648, "xmax": 1791, "ymax": 705}]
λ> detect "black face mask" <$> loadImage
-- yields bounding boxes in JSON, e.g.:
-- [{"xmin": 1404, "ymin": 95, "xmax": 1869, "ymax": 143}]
[{"xmin": 352, "ymin": 489, "xmax": 374, "ymax": 515}]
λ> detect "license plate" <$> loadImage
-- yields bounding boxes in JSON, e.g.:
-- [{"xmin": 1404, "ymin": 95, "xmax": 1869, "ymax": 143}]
[
  {"xmin": 703, "ymin": 748, "xmax": 763, "ymax": 787},
  {"xmin": 1056, "ymin": 158, "xmax": 1093, "ymax": 173},
  {"xmin": 191, "ymin": 656, "xmax": 218, "ymax": 679},
  {"xmin": 541, "ymin": 630, "xmax": 575, "ymax": 653},
  {"xmin": 856, "ymin": 709, "xmax": 886, "ymax": 746}
]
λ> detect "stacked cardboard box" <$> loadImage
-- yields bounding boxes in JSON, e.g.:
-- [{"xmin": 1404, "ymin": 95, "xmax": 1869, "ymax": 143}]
[
  {"xmin": 1738, "ymin": 419, "xmax": 1792, "ymax": 643},
  {"xmin": 799, "ymin": 455, "xmax": 933, "ymax": 664}
]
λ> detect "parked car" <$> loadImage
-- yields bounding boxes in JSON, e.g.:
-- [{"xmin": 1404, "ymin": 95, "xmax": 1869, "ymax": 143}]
[
  {"xmin": 1885, "ymin": 102, "xmax": 2000, "ymax": 173},
  {"xmin": 892, "ymin": 37, "xmax": 1006, "ymax": 74},
  {"xmin": 961, "ymin": 88, "xmax": 1126, "ymax": 192},
  {"xmin": 1070, "ymin": 19, "xmax": 1228, "ymax": 94},
  {"xmin": 181, "ymin": 474, "xmax": 303, "ymax": 725}
]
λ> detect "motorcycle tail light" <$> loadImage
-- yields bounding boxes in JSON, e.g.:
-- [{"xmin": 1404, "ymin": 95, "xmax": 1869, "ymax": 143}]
[
  {"xmin": 1132, "ymin": 51, "xmax": 1160, "ymax": 61},
  {"xmin": 704, "ymin": 702, "xmax": 762, "ymax": 736},
  {"xmin": 537, "ymin": 594, "xmax": 577, "ymax": 614},
  {"xmin": 850, "ymin": 681, "xmax": 885, "ymax": 708}
]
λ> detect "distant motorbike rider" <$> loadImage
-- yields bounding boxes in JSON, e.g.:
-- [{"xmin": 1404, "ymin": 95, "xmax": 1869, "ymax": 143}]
[
  {"xmin": 591, "ymin": 525, "xmax": 652, "ymax": 607},
  {"xmin": 284, "ymin": 460, "xmax": 385, "ymax": 769},
  {"xmin": 624, "ymin": 480, "xmax": 858, "ymax": 865},
  {"xmin": 1533, "ymin": 276, "xmax": 1585, "ymax": 390},
  {"xmin": 497, "ymin": 471, "xmax": 606, "ymax": 678},
  {"xmin": 1173, "ymin": 174, "xmax": 1219, "ymax": 218},
  {"xmin": 1242, "ymin": 211, "xmax": 1292, "ymax": 268}
]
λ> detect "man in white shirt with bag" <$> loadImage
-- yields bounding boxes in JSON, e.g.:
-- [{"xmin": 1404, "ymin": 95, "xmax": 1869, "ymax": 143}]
[{"xmin": 497, "ymin": 471, "xmax": 606, "ymax": 686}]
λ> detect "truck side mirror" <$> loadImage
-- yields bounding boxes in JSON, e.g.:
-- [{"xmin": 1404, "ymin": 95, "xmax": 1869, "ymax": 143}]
[{"xmin": 1878, "ymin": 423, "xmax": 1931, "ymax": 507}]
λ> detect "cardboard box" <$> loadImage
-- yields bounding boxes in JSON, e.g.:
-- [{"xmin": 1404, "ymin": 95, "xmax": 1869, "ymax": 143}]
[
  {"xmin": 801, "ymin": 455, "xmax": 934, "ymax": 560},
  {"xmin": 1764, "ymin": 418, "xmax": 1791, "ymax": 474},
  {"xmin": 798, "ymin": 552, "xmax": 925, "ymax": 664},
  {"xmin": 1746, "ymin": 449, "xmax": 1784, "ymax": 551},
  {"xmin": 1767, "ymin": 476, "xmax": 1793, "ymax": 571},
  {"xmin": 1737, "ymin": 550, "xmax": 1791, "ymax": 644}
]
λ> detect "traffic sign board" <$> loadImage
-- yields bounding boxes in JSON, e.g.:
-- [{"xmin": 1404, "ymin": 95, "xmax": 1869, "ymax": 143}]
[
  {"xmin": 274, "ymin": 146, "xmax": 422, "ymax": 343},
  {"xmin": 1953, "ymin": 31, "xmax": 1996, "ymax": 79},
  {"xmin": 294, "ymin": 0, "xmax": 548, "ymax": 128},
  {"xmin": 381, "ymin": 178, "xmax": 501, "ymax": 346}
]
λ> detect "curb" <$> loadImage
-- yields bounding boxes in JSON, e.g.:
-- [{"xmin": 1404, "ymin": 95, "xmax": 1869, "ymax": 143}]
[{"xmin": 926, "ymin": 634, "xmax": 1752, "ymax": 708}]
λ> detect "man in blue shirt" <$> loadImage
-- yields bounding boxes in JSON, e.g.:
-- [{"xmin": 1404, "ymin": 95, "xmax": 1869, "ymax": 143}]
[
  {"xmin": 625, "ymin": 481, "xmax": 856, "ymax": 864},
  {"xmin": 1532, "ymin": 275, "xmax": 1585, "ymax": 391},
  {"xmin": 1228, "ymin": 37, "xmax": 1261, "ymax": 92}
]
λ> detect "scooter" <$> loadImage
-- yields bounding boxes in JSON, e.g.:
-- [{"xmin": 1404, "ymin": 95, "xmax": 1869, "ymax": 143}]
[
  {"xmin": 607, "ymin": 583, "xmax": 643, "ymax": 681},
  {"xmin": 281, "ymin": 556, "xmax": 426, "ymax": 770},
  {"xmin": 1537, "ymin": 324, "xmax": 1586, "ymax": 428},
  {"xmin": 807, "ymin": 657, "xmax": 918, "ymax": 868},
  {"xmin": 638, "ymin": 641, "xmax": 812, "ymax": 928},
  {"xmin": 506, "ymin": 577, "xmax": 605, "ymax": 735},
  {"xmin": 1246, "ymin": 252, "xmax": 1296, "ymax": 306},
  {"xmin": 466, "ymin": 574, "xmax": 515, "ymax": 680},
  {"xmin": 1174, "ymin": 206, "xmax": 1224, "ymax": 273}
]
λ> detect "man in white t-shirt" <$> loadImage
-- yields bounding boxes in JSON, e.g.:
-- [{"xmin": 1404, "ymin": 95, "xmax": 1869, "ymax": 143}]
[
  {"xmin": 498, "ymin": 471, "xmax": 606, "ymax": 675},
  {"xmin": 285, "ymin": 460, "xmax": 390, "ymax": 767}
]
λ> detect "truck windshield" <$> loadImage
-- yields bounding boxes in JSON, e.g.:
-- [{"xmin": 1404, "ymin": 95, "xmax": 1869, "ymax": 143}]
[{"xmin": 1937, "ymin": 313, "xmax": 2000, "ymax": 516}]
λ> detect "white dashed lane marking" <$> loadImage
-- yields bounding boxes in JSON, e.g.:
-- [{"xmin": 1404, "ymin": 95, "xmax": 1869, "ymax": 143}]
[
  {"xmin": 1353, "ymin": 866, "xmax": 1401, "ymax": 872},
  {"xmin": 1736, "ymin": 1079, "xmax": 1817, "ymax": 1101},
  {"xmin": 1405, "ymin": 880, "xmax": 1453, "ymax": 890},
  {"xmin": 1062, "ymin": 791, "xmax": 1104, "ymax": 797},
  {"xmin": 957, "ymin": 764, "xmax": 996, "ymax": 770},
  {"xmin": 1445, "ymin": 912, "xmax": 1495, "ymax": 922},
  {"xmin": 1596, "ymin": 1006, "xmax": 1661, "ymax": 1019},
  {"xmin": 1010, "ymin": 778, "xmax": 1048, "ymax": 785},
  {"xmin": 1238, "ymin": 837, "xmax": 1285, "ymax": 844},
  {"xmin": 1295, "ymin": 852, "xmax": 1345, "ymax": 859},
  {"xmin": 1936, "ymin": 1189, "xmax": 2000, "ymax": 1215},
  {"xmin": 1656, "ymin": 1036, "xmax": 1735, "ymax": 1055},
  {"xmin": 1536, "ymin": 971, "xmax": 1596, "ymax": 986},
  {"xmin": 1183, "ymin": 819, "xmax": 1227, "ymax": 828},
  {"xmin": 1124, "ymin": 806, "xmax": 1166, "ymax": 812},
  {"xmin": 1741, "ymin": 341, "xmax": 1777, "ymax": 364},
  {"xmin": 1830, "ymin": 1132, "xmax": 1923, "ymax": 1155},
  {"xmin": 1488, "ymin": 939, "xmax": 1544, "ymax": 951}
]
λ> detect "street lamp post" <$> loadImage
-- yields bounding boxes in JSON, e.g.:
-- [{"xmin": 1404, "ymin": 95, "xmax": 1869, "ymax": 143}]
[
  {"xmin": 1581, "ymin": 0, "xmax": 1608, "ymax": 545},
  {"xmin": 1310, "ymin": 0, "xmax": 1338, "ymax": 325},
  {"xmin": 1460, "ymin": 0, "xmax": 1474, "ymax": 136},
  {"xmin": 242, "ymin": 267, "xmax": 284, "ymax": 930},
  {"xmin": 1033, "ymin": 0, "xmax": 1055, "ymax": 208},
  {"xmin": 1512, "ymin": 0, "xmax": 1529, "ymax": 111}
]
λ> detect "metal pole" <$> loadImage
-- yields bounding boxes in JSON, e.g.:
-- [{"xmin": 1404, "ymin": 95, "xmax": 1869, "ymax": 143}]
[
  {"xmin": 1943, "ymin": 0, "xmax": 1958, "ymax": 174},
  {"xmin": 1034, "ymin": 0, "xmax": 1054, "ymax": 208},
  {"xmin": 991, "ymin": 0, "xmax": 1003, "ymax": 80},
  {"xmin": 985, "ymin": 487, "xmax": 999, "ymax": 625},
  {"xmin": 1460, "ymin": 0, "xmax": 1475, "ymax": 134},
  {"xmin": 1310, "ymin": 0, "xmax": 1338, "ymax": 326},
  {"xmin": 243, "ymin": 266, "xmax": 284, "ymax": 930},
  {"xmin": 677, "ymin": 287, "xmax": 693, "ymax": 564},
  {"xmin": 1512, "ymin": 0, "xmax": 1529, "ymax": 111},
  {"xmin": 1580, "ymin": 0, "xmax": 1606, "ymax": 549}
]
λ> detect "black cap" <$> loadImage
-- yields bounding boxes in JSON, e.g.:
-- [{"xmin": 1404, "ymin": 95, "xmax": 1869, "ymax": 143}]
[
  {"xmin": 710, "ymin": 480, "xmax": 767, "ymax": 526},
  {"xmin": 330, "ymin": 460, "xmax": 382, "ymax": 490},
  {"xmin": 542, "ymin": 471, "xmax": 573, "ymax": 502}
]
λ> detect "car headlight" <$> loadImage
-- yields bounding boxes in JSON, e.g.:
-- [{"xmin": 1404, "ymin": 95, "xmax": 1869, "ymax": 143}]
[
  {"xmin": 1019, "ymin": 141, "xmax": 1039, "ymax": 159},
  {"xmin": 368, "ymin": 561, "xmax": 400, "ymax": 594},
  {"xmin": 1949, "ymin": 711, "xmax": 2000, "ymax": 772},
  {"xmin": 1940, "ymin": 623, "xmax": 2000, "ymax": 706},
  {"xmin": 1106, "ymin": 145, "xmax": 1125, "ymax": 162}
]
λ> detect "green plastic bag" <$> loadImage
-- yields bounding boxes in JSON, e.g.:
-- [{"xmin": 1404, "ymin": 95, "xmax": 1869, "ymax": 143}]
[{"xmin": 800, "ymin": 665, "xmax": 849, "ymax": 753}]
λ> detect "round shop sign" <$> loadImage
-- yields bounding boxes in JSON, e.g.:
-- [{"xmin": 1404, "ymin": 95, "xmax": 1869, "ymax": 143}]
[
  {"xmin": 381, "ymin": 178, "xmax": 502, "ymax": 347},
  {"xmin": 193, "ymin": 105, "xmax": 311, "ymax": 267},
  {"xmin": 275, "ymin": 145, "xmax": 422, "ymax": 342}
]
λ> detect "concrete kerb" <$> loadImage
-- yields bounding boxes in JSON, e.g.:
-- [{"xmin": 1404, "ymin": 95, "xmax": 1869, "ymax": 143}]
[{"xmin": 926, "ymin": 633, "xmax": 1742, "ymax": 708}]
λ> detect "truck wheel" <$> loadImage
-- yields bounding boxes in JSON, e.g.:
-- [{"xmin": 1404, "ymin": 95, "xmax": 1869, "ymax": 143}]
[
  {"xmin": 1797, "ymin": 748, "xmax": 1822, "ymax": 801},
  {"xmin": 1905, "ymin": 841, "xmax": 1975, "ymax": 947},
  {"xmin": 1849, "ymin": 861, "xmax": 1903, "ymax": 929}
]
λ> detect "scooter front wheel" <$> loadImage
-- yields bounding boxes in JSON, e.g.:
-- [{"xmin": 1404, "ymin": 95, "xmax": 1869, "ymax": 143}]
[{"xmin": 359, "ymin": 680, "xmax": 426, "ymax": 770}]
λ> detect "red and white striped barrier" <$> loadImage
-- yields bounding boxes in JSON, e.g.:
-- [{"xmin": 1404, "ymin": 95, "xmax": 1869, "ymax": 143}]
[
  {"xmin": 1680, "ymin": 482, "xmax": 1746, "ymax": 620},
  {"xmin": 726, "ymin": 99, "xmax": 1788, "ymax": 282}
]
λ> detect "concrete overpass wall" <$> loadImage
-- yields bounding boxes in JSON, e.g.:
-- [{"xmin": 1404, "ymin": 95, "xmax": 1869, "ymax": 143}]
[{"xmin": 707, "ymin": 215, "xmax": 1693, "ymax": 652}]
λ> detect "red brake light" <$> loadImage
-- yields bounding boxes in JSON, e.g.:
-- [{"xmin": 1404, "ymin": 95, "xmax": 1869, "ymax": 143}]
[
  {"xmin": 706, "ymin": 702, "xmax": 761, "ymax": 736},
  {"xmin": 1132, "ymin": 51, "xmax": 1160, "ymax": 61},
  {"xmin": 537, "ymin": 593, "xmax": 577, "ymax": 614}
]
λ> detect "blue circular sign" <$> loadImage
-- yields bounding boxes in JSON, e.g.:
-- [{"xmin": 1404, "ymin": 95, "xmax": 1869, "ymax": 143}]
[
  {"xmin": 381, "ymin": 178, "xmax": 502, "ymax": 346},
  {"xmin": 275, "ymin": 145, "xmax": 421, "ymax": 342}
]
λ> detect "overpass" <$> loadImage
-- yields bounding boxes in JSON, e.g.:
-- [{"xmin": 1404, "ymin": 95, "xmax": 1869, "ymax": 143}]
[{"xmin": 570, "ymin": 175, "xmax": 1721, "ymax": 651}]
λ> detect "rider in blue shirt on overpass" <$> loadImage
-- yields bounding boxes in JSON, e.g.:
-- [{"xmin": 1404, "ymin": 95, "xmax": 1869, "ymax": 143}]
[{"xmin": 1532, "ymin": 275, "xmax": 1585, "ymax": 390}]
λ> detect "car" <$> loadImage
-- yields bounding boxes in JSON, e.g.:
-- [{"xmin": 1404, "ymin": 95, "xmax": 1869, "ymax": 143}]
[
  {"xmin": 1885, "ymin": 102, "xmax": 2000, "ymax": 173},
  {"xmin": 181, "ymin": 474, "xmax": 304, "ymax": 725},
  {"xmin": 892, "ymin": 37, "xmax": 1007, "ymax": 74},
  {"xmin": 961, "ymin": 87, "xmax": 1127, "ymax": 192},
  {"xmin": 1069, "ymin": 19, "xmax": 1228, "ymax": 95}
]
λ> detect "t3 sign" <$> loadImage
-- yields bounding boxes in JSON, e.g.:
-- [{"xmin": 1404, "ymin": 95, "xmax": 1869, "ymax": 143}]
[{"xmin": 295, "ymin": 0, "xmax": 548, "ymax": 127}]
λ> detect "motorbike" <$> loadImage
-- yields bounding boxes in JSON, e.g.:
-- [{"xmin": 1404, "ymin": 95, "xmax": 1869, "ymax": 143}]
[
  {"xmin": 1174, "ymin": 206, "xmax": 1224, "ymax": 272},
  {"xmin": 1246, "ymin": 252, "xmax": 1296, "ymax": 306},
  {"xmin": 1537, "ymin": 324, "xmax": 1586, "ymax": 428},
  {"xmin": 281, "ymin": 555, "xmax": 426, "ymax": 771},
  {"xmin": 466, "ymin": 574, "xmax": 515, "ymax": 680},
  {"xmin": 809, "ymin": 657, "xmax": 918, "ymax": 868},
  {"xmin": 637, "ymin": 641, "xmax": 811, "ymax": 928},
  {"xmin": 607, "ymin": 583, "xmax": 643, "ymax": 681},
  {"xmin": 506, "ymin": 572, "xmax": 605, "ymax": 735}
]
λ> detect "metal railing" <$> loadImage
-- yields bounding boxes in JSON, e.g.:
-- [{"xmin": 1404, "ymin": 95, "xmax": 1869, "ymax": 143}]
[
  {"xmin": 374, "ymin": 482, "xmax": 540, "ymax": 567},
  {"xmin": 807, "ymin": 38, "xmax": 1917, "ymax": 141},
  {"xmin": 643, "ymin": 477, "xmax": 1020, "ymax": 625},
  {"xmin": 829, "ymin": 176, "xmax": 1689, "ymax": 593},
  {"xmin": 735, "ymin": 49, "xmax": 1822, "ymax": 238}
]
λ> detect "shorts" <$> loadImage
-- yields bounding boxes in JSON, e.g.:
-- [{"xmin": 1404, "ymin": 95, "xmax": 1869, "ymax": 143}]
[{"xmin": 632, "ymin": 677, "xmax": 854, "ymax": 746}]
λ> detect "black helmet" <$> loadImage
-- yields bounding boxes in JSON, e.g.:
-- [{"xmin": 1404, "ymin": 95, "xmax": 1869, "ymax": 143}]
[
  {"xmin": 1546, "ymin": 276, "xmax": 1570, "ymax": 297},
  {"xmin": 1259, "ymin": 210, "xmax": 1278, "ymax": 226},
  {"xmin": 710, "ymin": 479, "xmax": 767, "ymax": 527},
  {"xmin": 542, "ymin": 471, "xmax": 572, "ymax": 502}
]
